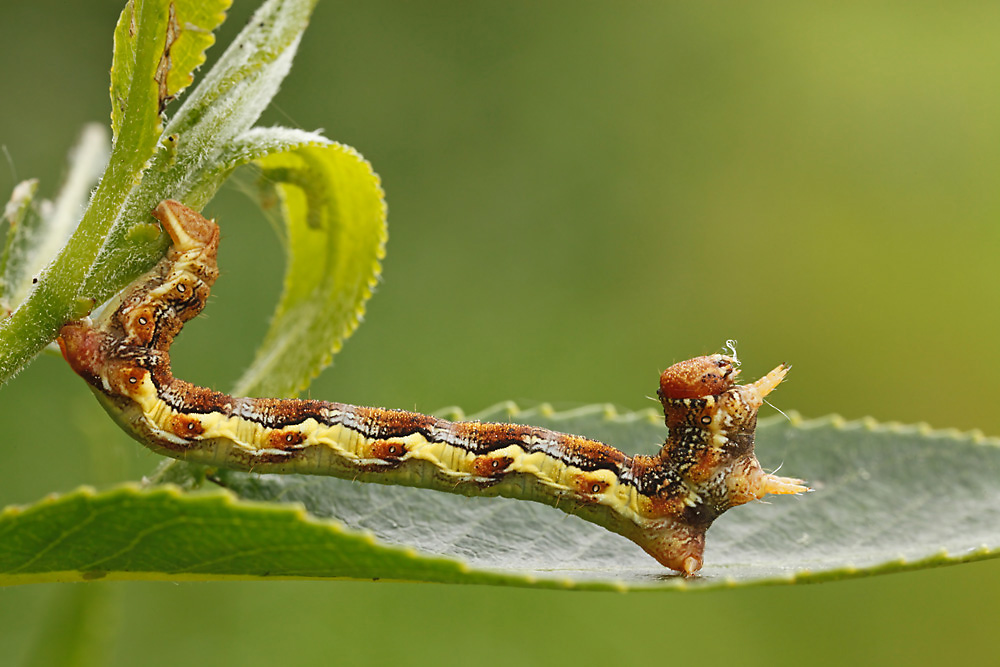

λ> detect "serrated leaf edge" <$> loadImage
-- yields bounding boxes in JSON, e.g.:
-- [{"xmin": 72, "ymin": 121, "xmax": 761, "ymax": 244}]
[
  {"xmin": 282, "ymin": 143, "xmax": 387, "ymax": 397},
  {"xmin": 458, "ymin": 402, "xmax": 1000, "ymax": 448},
  {"xmin": 778, "ymin": 411, "xmax": 998, "ymax": 447}
]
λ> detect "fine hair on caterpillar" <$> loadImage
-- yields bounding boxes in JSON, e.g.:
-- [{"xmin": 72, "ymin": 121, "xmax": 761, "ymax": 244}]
[{"xmin": 59, "ymin": 200, "xmax": 809, "ymax": 576}]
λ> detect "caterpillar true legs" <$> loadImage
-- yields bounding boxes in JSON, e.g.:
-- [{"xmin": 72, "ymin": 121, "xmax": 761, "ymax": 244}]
[{"xmin": 59, "ymin": 200, "xmax": 809, "ymax": 575}]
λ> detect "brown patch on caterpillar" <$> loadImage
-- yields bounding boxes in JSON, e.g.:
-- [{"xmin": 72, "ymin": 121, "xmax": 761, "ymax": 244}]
[
  {"xmin": 170, "ymin": 413, "xmax": 205, "ymax": 438},
  {"xmin": 123, "ymin": 304, "xmax": 158, "ymax": 346},
  {"xmin": 355, "ymin": 407, "xmax": 441, "ymax": 439},
  {"xmin": 153, "ymin": 200, "xmax": 219, "ymax": 252},
  {"xmin": 629, "ymin": 456, "xmax": 687, "ymax": 515},
  {"xmin": 156, "ymin": 379, "xmax": 232, "ymax": 415},
  {"xmin": 471, "ymin": 455, "xmax": 514, "ymax": 479},
  {"xmin": 163, "ymin": 277, "xmax": 209, "ymax": 322},
  {"xmin": 266, "ymin": 430, "xmax": 306, "ymax": 449},
  {"xmin": 233, "ymin": 397, "xmax": 348, "ymax": 430},
  {"xmin": 642, "ymin": 490, "xmax": 688, "ymax": 521},
  {"xmin": 553, "ymin": 435, "xmax": 628, "ymax": 471},
  {"xmin": 685, "ymin": 446, "xmax": 728, "ymax": 486},
  {"xmin": 447, "ymin": 421, "xmax": 536, "ymax": 454},
  {"xmin": 658, "ymin": 354, "xmax": 738, "ymax": 400}
]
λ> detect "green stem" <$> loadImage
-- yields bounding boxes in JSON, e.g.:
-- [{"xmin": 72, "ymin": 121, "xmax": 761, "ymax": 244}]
[
  {"xmin": 0, "ymin": 0, "xmax": 172, "ymax": 387},
  {"xmin": 0, "ymin": 169, "xmax": 137, "ymax": 384}
]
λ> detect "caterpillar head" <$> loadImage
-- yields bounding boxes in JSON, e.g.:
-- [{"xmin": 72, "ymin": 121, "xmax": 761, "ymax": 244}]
[
  {"xmin": 658, "ymin": 354, "xmax": 740, "ymax": 401},
  {"xmin": 58, "ymin": 320, "xmax": 106, "ymax": 389}
]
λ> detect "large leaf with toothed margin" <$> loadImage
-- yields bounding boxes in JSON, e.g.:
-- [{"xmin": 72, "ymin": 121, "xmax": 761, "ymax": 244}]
[{"xmin": 2, "ymin": 408, "xmax": 999, "ymax": 589}]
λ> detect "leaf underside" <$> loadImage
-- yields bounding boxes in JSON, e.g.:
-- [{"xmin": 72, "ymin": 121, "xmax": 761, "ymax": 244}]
[{"xmin": 2, "ymin": 408, "xmax": 997, "ymax": 590}]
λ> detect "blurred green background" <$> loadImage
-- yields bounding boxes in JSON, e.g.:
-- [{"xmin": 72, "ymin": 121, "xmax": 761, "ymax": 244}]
[{"xmin": 2, "ymin": 1, "xmax": 999, "ymax": 664}]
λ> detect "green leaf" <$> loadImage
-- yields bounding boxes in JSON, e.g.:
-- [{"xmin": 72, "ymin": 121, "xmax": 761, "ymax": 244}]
[
  {"xmin": 0, "ymin": 179, "xmax": 41, "ymax": 313},
  {"xmin": 4, "ymin": 409, "xmax": 998, "ymax": 590},
  {"xmin": 87, "ymin": 0, "xmax": 319, "ymax": 310},
  {"xmin": 110, "ymin": 0, "xmax": 229, "ymax": 141},
  {"xmin": 109, "ymin": 0, "xmax": 171, "ymax": 149},
  {"xmin": 0, "ymin": 484, "xmax": 512, "ymax": 588},
  {"xmin": 161, "ymin": 0, "xmax": 231, "ymax": 101},
  {"xmin": 0, "ymin": 125, "xmax": 109, "ymax": 313},
  {"xmin": 233, "ymin": 139, "xmax": 387, "ymax": 397},
  {"xmin": 157, "ymin": 0, "xmax": 316, "ymax": 147},
  {"xmin": 185, "ymin": 126, "xmax": 328, "ymax": 207}
]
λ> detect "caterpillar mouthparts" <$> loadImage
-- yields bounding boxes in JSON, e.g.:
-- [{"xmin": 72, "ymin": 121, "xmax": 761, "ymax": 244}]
[{"xmin": 59, "ymin": 200, "xmax": 809, "ymax": 576}]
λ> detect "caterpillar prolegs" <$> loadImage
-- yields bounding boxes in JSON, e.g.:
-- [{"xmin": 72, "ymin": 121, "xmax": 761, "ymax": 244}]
[{"xmin": 59, "ymin": 200, "xmax": 809, "ymax": 575}]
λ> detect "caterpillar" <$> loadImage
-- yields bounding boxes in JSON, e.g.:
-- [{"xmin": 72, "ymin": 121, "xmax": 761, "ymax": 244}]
[{"xmin": 58, "ymin": 200, "xmax": 808, "ymax": 575}]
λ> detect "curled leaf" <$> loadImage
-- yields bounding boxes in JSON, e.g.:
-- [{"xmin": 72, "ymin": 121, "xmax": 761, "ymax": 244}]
[{"xmin": 234, "ymin": 140, "xmax": 387, "ymax": 397}]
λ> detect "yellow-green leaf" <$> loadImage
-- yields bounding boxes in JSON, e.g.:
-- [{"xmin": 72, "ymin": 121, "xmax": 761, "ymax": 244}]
[
  {"xmin": 233, "ymin": 142, "xmax": 387, "ymax": 397},
  {"xmin": 110, "ymin": 0, "xmax": 229, "ymax": 142},
  {"xmin": 109, "ymin": 0, "xmax": 170, "ymax": 143},
  {"xmin": 163, "ymin": 0, "xmax": 231, "ymax": 100}
]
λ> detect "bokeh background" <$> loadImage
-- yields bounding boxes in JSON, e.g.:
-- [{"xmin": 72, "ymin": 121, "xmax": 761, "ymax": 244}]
[{"xmin": 2, "ymin": 1, "xmax": 999, "ymax": 664}]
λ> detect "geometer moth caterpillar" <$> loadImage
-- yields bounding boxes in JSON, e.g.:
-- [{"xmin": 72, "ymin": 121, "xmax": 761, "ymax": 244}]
[{"xmin": 58, "ymin": 201, "xmax": 809, "ymax": 575}]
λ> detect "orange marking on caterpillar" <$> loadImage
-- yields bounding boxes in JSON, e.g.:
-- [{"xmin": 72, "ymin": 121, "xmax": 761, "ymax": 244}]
[
  {"xmin": 472, "ymin": 455, "xmax": 514, "ymax": 479},
  {"xmin": 267, "ymin": 430, "xmax": 306, "ymax": 449},
  {"xmin": 369, "ymin": 440, "xmax": 407, "ymax": 461},
  {"xmin": 170, "ymin": 413, "xmax": 205, "ymax": 438}
]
